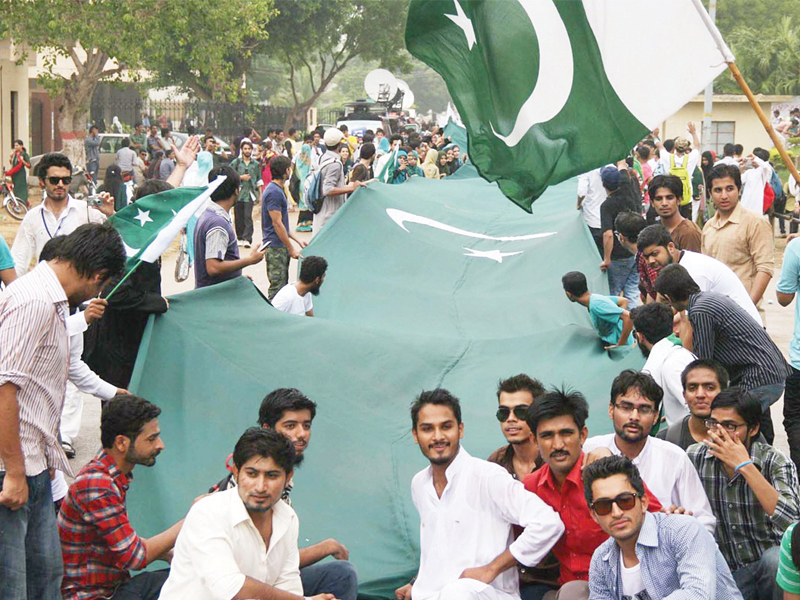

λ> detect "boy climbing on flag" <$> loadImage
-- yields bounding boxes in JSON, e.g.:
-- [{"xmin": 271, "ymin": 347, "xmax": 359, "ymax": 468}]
[{"xmin": 562, "ymin": 271, "xmax": 633, "ymax": 350}]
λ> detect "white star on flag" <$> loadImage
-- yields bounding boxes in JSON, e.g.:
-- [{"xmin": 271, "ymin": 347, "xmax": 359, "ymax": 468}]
[
  {"xmin": 445, "ymin": 0, "xmax": 476, "ymax": 51},
  {"xmin": 134, "ymin": 208, "xmax": 154, "ymax": 227},
  {"xmin": 462, "ymin": 247, "xmax": 523, "ymax": 263}
]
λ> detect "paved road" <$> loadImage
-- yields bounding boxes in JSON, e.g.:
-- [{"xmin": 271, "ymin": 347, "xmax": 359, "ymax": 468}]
[{"xmin": 67, "ymin": 215, "xmax": 797, "ymax": 475}]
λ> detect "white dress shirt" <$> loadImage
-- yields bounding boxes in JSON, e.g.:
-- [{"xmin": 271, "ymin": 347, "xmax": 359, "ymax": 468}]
[
  {"xmin": 411, "ymin": 447, "xmax": 564, "ymax": 600},
  {"xmin": 577, "ymin": 167, "xmax": 610, "ymax": 229},
  {"xmin": 582, "ymin": 434, "xmax": 715, "ymax": 533},
  {"xmin": 158, "ymin": 487, "xmax": 303, "ymax": 600},
  {"xmin": 11, "ymin": 197, "xmax": 106, "ymax": 276},
  {"xmin": 66, "ymin": 312, "xmax": 116, "ymax": 400},
  {"xmin": 642, "ymin": 338, "xmax": 696, "ymax": 426},
  {"xmin": 714, "ymin": 156, "xmax": 738, "ymax": 167},
  {"xmin": 679, "ymin": 250, "xmax": 762, "ymax": 325},
  {"xmin": 739, "ymin": 156, "xmax": 772, "ymax": 215}
]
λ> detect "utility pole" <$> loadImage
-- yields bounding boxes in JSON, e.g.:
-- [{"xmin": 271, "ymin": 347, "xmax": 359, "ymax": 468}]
[{"xmin": 701, "ymin": 0, "xmax": 717, "ymax": 151}]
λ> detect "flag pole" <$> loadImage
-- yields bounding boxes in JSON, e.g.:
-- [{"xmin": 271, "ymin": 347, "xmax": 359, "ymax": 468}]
[
  {"xmin": 689, "ymin": 0, "xmax": 800, "ymax": 186},
  {"xmin": 104, "ymin": 259, "xmax": 143, "ymax": 302}
]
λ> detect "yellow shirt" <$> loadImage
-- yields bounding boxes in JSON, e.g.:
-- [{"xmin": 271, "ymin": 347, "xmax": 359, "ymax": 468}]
[{"xmin": 701, "ymin": 202, "xmax": 774, "ymax": 293}]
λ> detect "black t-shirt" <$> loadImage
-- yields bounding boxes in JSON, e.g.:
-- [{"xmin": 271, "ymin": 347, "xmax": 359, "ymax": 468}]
[{"xmin": 600, "ymin": 190, "xmax": 635, "ymax": 260}]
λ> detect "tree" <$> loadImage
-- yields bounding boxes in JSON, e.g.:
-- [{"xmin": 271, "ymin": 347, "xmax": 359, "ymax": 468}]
[
  {"xmin": 0, "ymin": 0, "xmax": 271, "ymax": 165},
  {"xmin": 257, "ymin": 0, "xmax": 412, "ymax": 131}
]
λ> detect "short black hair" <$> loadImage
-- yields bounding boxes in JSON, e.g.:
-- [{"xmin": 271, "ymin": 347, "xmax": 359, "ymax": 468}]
[
  {"xmin": 610, "ymin": 369, "xmax": 663, "ymax": 411},
  {"xmin": 39, "ymin": 235, "xmax": 66, "ymax": 262},
  {"xmin": 269, "ymin": 155, "xmax": 291, "ymax": 179},
  {"xmin": 288, "ymin": 127, "xmax": 297, "ymax": 136},
  {"xmin": 583, "ymin": 455, "xmax": 645, "ymax": 506},
  {"xmin": 411, "ymin": 388, "xmax": 461, "ymax": 429},
  {"xmin": 664, "ymin": 139, "xmax": 675, "ymax": 153},
  {"xmin": 339, "ymin": 124, "xmax": 348, "ymax": 133},
  {"xmin": 630, "ymin": 303, "xmax": 673, "ymax": 345},
  {"xmin": 753, "ymin": 147, "xmax": 770, "ymax": 162},
  {"xmin": 562, "ymin": 271, "xmax": 588, "ymax": 296},
  {"xmin": 303, "ymin": 134, "xmax": 314, "ymax": 143},
  {"xmin": 636, "ymin": 224, "xmax": 673, "ymax": 253},
  {"xmin": 37, "ymin": 152, "xmax": 72, "ymax": 179},
  {"xmin": 101, "ymin": 394, "xmax": 161, "ymax": 449},
  {"xmin": 390, "ymin": 133, "xmax": 402, "ymax": 143},
  {"xmin": 723, "ymin": 143, "xmax": 735, "ymax": 157},
  {"xmin": 707, "ymin": 164, "xmax": 741, "ymax": 191},
  {"xmin": 526, "ymin": 387, "xmax": 589, "ymax": 436},
  {"xmin": 654, "ymin": 264, "xmax": 700, "ymax": 303},
  {"xmin": 299, "ymin": 256, "xmax": 327, "ymax": 284},
  {"xmin": 649, "ymin": 174, "xmax": 683, "ymax": 200},
  {"xmin": 133, "ymin": 179, "xmax": 173, "ymax": 202},
  {"xmin": 121, "ymin": 138, "xmax": 130, "ymax": 148},
  {"xmin": 232, "ymin": 426, "xmax": 295, "ymax": 474},
  {"xmin": 496, "ymin": 373, "xmax": 546, "ymax": 401},
  {"xmin": 614, "ymin": 211, "xmax": 646, "ymax": 243},
  {"xmin": 258, "ymin": 388, "xmax": 317, "ymax": 428},
  {"xmin": 711, "ymin": 386, "xmax": 762, "ymax": 429},
  {"xmin": 53, "ymin": 222, "xmax": 126, "ymax": 280},
  {"xmin": 734, "ymin": 144, "xmax": 744, "ymax": 156},
  {"xmin": 360, "ymin": 143, "xmax": 376, "ymax": 161},
  {"xmin": 208, "ymin": 165, "xmax": 241, "ymax": 202},
  {"xmin": 636, "ymin": 145, "xmax": 650, "ymax": 161},
  {"xmin": 681, "ymin": 359, "xmax": 730, "ymax": 391}
]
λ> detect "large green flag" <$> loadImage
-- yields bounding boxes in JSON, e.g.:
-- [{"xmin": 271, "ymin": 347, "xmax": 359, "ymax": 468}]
[
  {"xmin": 108, "ymin": 177, "xmax": 226, "ymax": 267},
  {"xmin": 406, "ymin": 0, "xmax": 733, "ymax": 211}
]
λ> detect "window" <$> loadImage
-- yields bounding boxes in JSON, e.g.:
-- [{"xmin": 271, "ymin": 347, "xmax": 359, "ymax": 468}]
[
  {"xmin": 709, "ymin": 121, "xmax": 735, "ymax": 156},
  {"xmin": 99, "ymin": 135, "xmax": 121, "ymax": 154}
]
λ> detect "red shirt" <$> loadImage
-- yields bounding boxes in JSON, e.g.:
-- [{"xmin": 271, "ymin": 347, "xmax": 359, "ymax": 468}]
[
  {"xmin": 58, "ymin": 450, "xmax": 147, "ymax": 600},
  {"xmin": 523, "ymin": 452, "xmax": 662, "ymax": 584}
]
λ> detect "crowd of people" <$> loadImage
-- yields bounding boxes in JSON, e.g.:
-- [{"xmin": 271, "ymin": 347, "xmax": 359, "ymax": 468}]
[{"xmin": 4, "ymin": 113, "xmax": 800, "ymax": 600}]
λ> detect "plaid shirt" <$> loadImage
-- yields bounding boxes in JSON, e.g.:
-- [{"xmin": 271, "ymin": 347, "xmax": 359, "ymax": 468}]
[
  {"xmin": 636, "ymin": 250, "xmax": 658, "ymax": 302},
  {"xmin": 687, "ymin": 441, "xmax": 800, "ymax": 570},
  {"xmin": 58, "ymin": 450, "xmax": 147, "ymax": 600}
]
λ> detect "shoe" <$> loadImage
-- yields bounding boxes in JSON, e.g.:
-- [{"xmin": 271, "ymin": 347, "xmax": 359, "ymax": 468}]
[
  {"xmin": 296, "ymin": 225, "xmax": 312, "ymax": 232},
  {"xmin": 241, "ymin": 241, "xmax": 251, "ymax": 248},
  {"xmin": 62, "ymin": 441, "xmax": 76, "ymax": 458}
]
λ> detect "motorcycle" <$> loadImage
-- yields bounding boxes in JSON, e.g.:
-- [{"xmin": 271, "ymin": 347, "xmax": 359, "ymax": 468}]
[
  {"xmin": 69, "ymin": 166, "xmax": 99, "ymax": 200},
  {"xmin": 0, "ymin": 172, "xmax": 27, "ymax": 220}
]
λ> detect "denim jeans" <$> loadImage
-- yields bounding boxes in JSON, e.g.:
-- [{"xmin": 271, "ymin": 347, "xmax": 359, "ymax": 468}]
[
  {"xmin": 732, "ymin": 545, "xmax": 781, "ymax": 600},
  {"xmin": 301, "ymin": 560, "xmax": 358, "ymax": 600},
  {"xmin": 748, "ymin": 382, "xmax": 785, "ymax": 446},
  {"xmin": 0, "ymin": 470, "xmax": 63, "ymax": 600},
  {"xmin": 110, "ymin": 569, "xmax": 170, "ymax": 600},
  {"xmin": 607, "ymin": 256, "xmax": 640, "ymax": 309}
]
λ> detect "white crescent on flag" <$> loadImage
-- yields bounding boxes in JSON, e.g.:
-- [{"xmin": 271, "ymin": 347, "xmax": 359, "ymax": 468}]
[{"xmin": 386, "ymin": 208, "xmax": 555, "ymax": 242}]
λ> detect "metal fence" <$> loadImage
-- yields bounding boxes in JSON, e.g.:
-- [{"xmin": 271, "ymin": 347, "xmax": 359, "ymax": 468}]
[{"xmin": 89, "ymin": 97, "xmax": 345, "ymax": 142}]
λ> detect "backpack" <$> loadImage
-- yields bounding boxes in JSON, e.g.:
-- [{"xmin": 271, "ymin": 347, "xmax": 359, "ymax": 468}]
[
  {"xmin": 305, "ymin": 155, "xmax": 337, "ymax": 214},
  {"xmin": 769, "ymin": 169, "xmax": 786, "ymax": 209},
  {"xmin": 669, "ymin": 153, "xmax": 693, "ymax": 206}
]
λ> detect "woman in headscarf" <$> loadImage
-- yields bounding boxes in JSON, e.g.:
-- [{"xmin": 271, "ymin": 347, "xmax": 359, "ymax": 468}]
[
  {"xmin": 407, "ymin": 150, "xmax": 424, "ymax": 177},
  {"xmin": 7, "ymin": 140, "xmax": 30, "ymax": 205},
  {"xmin": 100, "ymin": 164, "xmax": 125, "ymax": 211},
  {"xmin": 378, "ymin": 136, "xmax": 391, "ymax": 155},
  {"xmin": 295, "ymin": 141, "xmax": 313, "ymax": 232},
  {"xmin": 701, "ymin": 150, "xmax": 717, "ymax": 222},
  {"xmin": 390, "ymin": 150, "xmax": 410, "ymax": 184},
  {"xmin": 148, "ymin": 150, "xmax": 164, "ymax": 180},
  {"xmin": 422, "ymin": 148, "xmax": 439, "ymax": 179},
  {"xmin": 437, "ymin": 151, "xmax": 448, "ymax": 178}
]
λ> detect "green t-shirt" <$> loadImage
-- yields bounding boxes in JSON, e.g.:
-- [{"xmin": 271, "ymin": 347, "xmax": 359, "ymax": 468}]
[{"xmin": 778, "ymin": 523, "xmax": 800, "ymax": 594}]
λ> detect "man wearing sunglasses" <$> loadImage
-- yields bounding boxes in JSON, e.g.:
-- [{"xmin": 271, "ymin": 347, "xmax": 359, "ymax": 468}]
[
  {"xmin": 522, "ymin": 389, "xmax": 663, "ymax": 600},
  {"xmin": 11, "ymin": 152, "xmax": 114, "ymax": 276},
  {"xmin": 582, "ymin": 370, "xmax": 716, "ymax": 533},
  {"xmin": 487, "ymin": 375, "xmax": 561, "ymax": 599},
  {"xmin": 687, "ymin": 388, "xmax": 800, "ymax": 600},
  {"xmin": 584, "ymin": 456, "xmax": 742, "ymax": 599}
]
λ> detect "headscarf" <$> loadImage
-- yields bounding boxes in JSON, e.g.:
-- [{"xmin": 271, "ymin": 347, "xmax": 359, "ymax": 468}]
[
  {"xmin": 422, "ymin": 148, "xmax": 439, "ymax": 179},
  {"xmin": 396, "ymin": 149, "xmax": 408, "ymax": 160},
  {"xmin": 296, "ymin": 143, "xmax": 312, "ymax": 183},
  {"xmin": 378, "ymin": 137, "xmax": 391, "ymax": 153},
  {"xmin": 102, "ymin": 164, "xmax": 125, "ymax": 211},
  {"xmin": 437, "ymin": 151, "xmax": 448, "ymax": 177}
]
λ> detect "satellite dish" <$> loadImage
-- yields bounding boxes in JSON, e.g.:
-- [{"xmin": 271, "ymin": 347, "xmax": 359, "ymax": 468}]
[
  {"xmin": 365, "ymin": 69, "xmax": 398, "ymax": 103},
  {"xmin": 396, "ymin": 79, "xmax": 415, "ymax": 110}
]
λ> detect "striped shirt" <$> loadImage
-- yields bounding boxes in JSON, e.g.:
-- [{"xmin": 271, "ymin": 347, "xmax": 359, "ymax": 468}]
[
  {"xmin": 0, "ymin": 261, "xmax": 70, "ymax": 477},
  {"xmin": 58, "ymin": 449, "xmax": 147, "ymax": 600},
  {"xmin": 688, "ymin": 291, "xmax": 790, "ymax": 389},
  {"xmin": 778, "ymin": 523, "xmax": 800, "ymax": 594},
  {"xmin": 687, "ymin": 441, "xmax": 800, "ymax": 570}
]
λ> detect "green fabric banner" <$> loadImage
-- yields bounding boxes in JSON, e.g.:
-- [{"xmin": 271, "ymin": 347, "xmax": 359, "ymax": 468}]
[{"xmin": 127, "ymin": 168, "xmax": 643, "ymax": 598}]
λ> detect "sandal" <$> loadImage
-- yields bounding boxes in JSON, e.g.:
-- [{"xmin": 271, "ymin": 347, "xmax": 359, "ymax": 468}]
[{"xmin": 61, "ymin": 441, "xmax": 76, "ymax": 459}]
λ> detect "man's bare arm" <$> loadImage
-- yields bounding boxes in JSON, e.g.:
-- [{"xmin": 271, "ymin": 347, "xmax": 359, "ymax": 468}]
[{"xmin": 0, "ymin": 382, "xmax": 27, "ymax": 510}]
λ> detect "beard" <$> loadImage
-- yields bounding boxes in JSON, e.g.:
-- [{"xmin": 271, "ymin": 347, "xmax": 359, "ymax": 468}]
[
  {"xmin": 616, "ymin": 422, "xmax": 647, "ymax": 443},
  {"xmin": 126, "ymin": 446, "xmax": 160, "ymax": 467}
]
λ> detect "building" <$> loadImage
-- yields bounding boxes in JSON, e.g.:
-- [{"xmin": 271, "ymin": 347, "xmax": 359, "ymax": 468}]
[{"xmin": 0, "ymin": 40, "xmax": 34, "ymax": 165}]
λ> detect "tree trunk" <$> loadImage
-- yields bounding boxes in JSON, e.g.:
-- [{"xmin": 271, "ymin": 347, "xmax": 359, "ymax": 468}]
[{"xmin": 57, "ymin": 65, "xmax": 104, "ymax": 169}]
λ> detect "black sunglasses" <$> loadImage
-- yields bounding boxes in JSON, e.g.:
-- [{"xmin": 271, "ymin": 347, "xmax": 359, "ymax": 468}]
[
  {"xmin": 47, "ymin": 176, "xmax": 72, "ymax": 185},
  {"xmin": 590, "ymin": 492, "xmax": 640, "ymax": 516},
  {"xmin": 496, "ymin": 405, "xmax": 529, "ymax": 422}
]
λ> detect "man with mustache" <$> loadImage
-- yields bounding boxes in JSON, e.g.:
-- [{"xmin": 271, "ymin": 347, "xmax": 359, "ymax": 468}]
[
  {"xmin": 582, "ymin": 370, "xmax": 716, "ymax": 533},
  {"xmin": 213, "ymin": 388, "xmax": 358, "ymax": 600},
  {"xmin": 396, "ymin": 389, "xmax": 564, "ymax": 600},
  {"xmin": 58, "ymin": 395, "xmax": 189, "ymax": 600},
  {"xmin": 522, "ymin": 389, "xmax": 662, "ymax": 600},
  {"xmin": 272, "ymin": 256, "xmax": 328, "ymax": 317}
]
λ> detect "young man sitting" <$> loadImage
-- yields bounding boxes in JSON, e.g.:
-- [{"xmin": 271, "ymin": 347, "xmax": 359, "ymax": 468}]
[
  {"xmin": 562, "ymin": 270, "xmax": 633, "ymax": 350},
  {"xmin": 584, "ymin": 456, "xmax": 742, "ymax": 599}
]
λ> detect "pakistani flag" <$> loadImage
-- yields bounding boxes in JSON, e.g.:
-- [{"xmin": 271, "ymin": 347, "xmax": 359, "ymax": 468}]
[
  {"xmin": 109, "ymin": 176, "xmax": 226, "ymax": 268},
  {"xmin": 377, "ymin": 148, "xmax": 399, "ymax": 183},
  {"xmin": 406, "ymin": 0, "xmax": 734, "ymax": 211}
]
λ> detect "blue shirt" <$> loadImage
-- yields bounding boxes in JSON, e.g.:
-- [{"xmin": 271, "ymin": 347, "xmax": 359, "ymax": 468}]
[
  {"xmin": 261, "ymin": 182, "xmax": 289, "ymax": 248},
  {"xmin": 778, "ymin": 238, "xmax": 800, "ymax": 369},
  {"xmin": 589, "ymin": 512, "xmax": 743, "ymax": 600},
  {"xmin": 588, "ymin": 294, "xmax": 632, "ymax": 346},
  {"xmin": 0, "ymin": 236, "xmax": 14, "ymax": 271},
  {"xmin": 193, "ymin": 203, "xmax": 240, "ymax": 289}
]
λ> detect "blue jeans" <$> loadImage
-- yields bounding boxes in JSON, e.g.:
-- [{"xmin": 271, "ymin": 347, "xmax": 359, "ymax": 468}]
[
  {"xmin": 749, "ymin": 382, "xmax": 785, "ymax": 446},
  {"xmin": 301, "ymin": 560, "xmax": 358, "ymax": 600},
  {"xmin": 607, "ymin": 256, "xmax": 640, "ymax": 308},
  {"xmin": 110, "ymin": 569, "xmax": 169, "ymax": 599},
  {"xmin": 732, "ymin": 545, "xmax": 781, "ymax": 600},
  {"xmin": 0, "ymin": 470, "xmax": 63, "ymax": 600}
]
